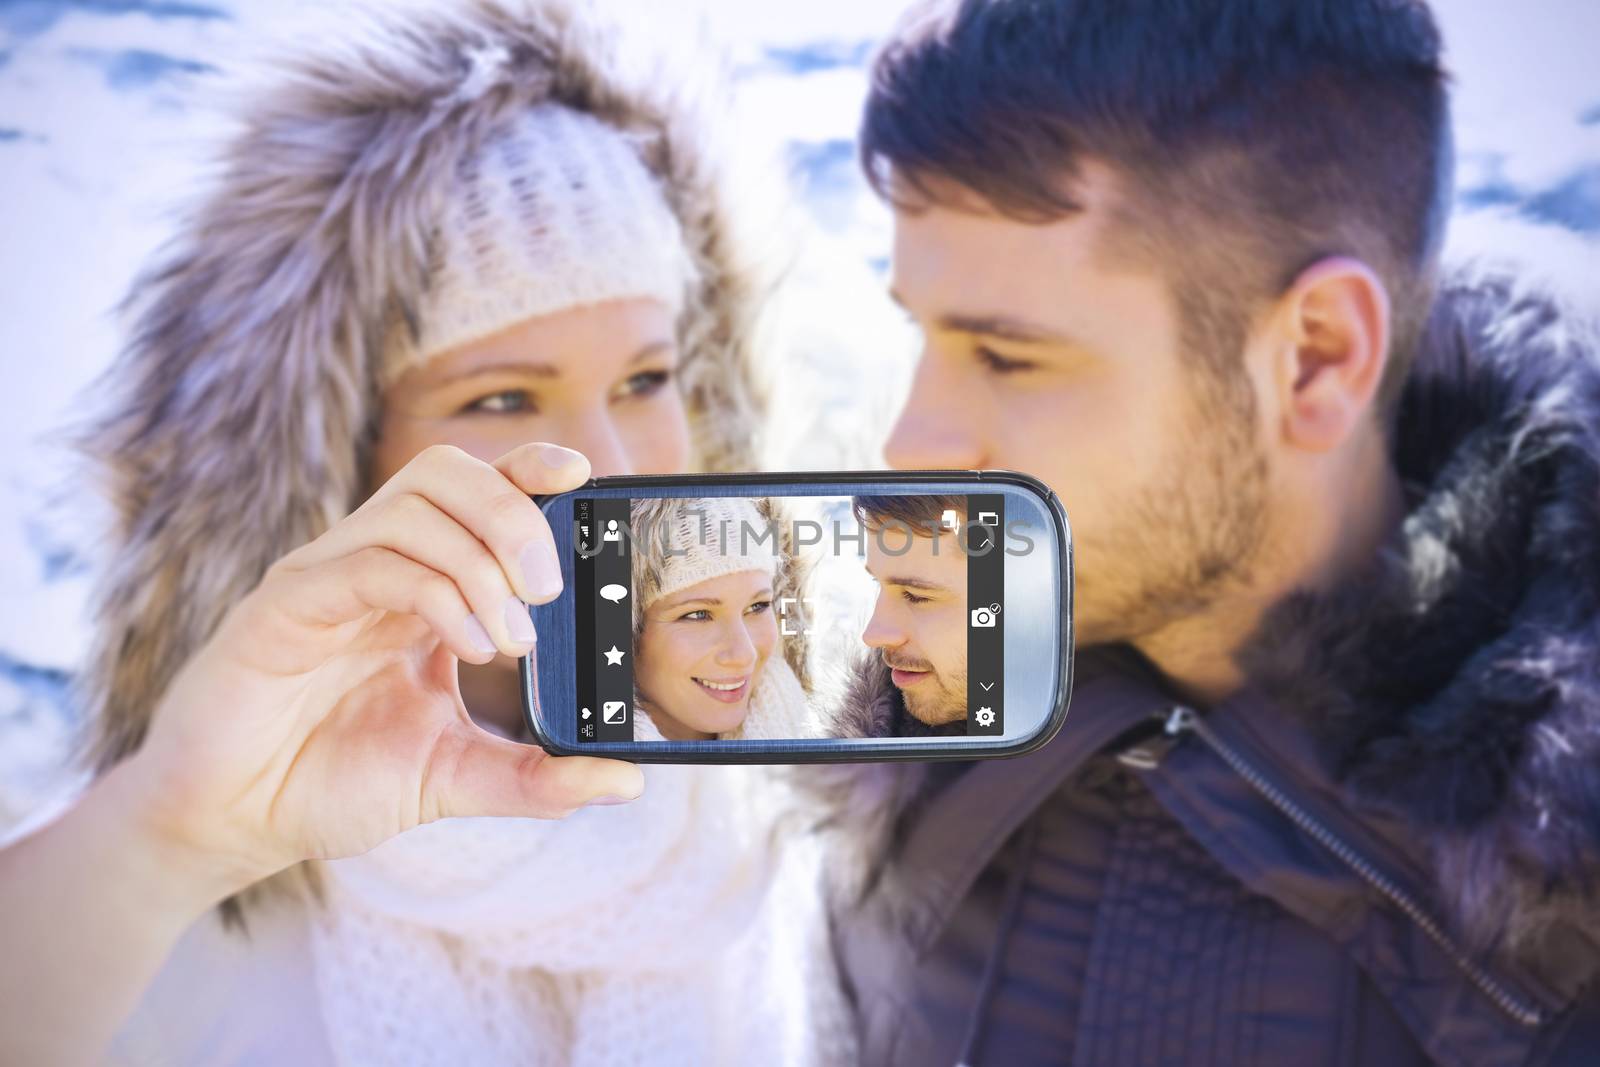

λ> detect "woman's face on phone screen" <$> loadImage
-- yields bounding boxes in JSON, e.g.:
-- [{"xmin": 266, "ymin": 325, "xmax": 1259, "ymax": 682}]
[
  {"xmin": 635, "ymin": 570, "xmax": 779, "ymax": 740},
  {"xmin": 367, "ymin": 296, "xmax": 691, "ymax": 491}
]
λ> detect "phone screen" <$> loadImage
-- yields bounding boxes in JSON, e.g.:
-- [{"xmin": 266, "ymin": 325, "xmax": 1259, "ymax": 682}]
[{"xmin": 569, "ymin": 492, "xmax": 1016, "ymax": 743}]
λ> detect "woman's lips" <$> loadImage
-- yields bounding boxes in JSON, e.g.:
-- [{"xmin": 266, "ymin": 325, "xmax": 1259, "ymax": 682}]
[
  {"xmin": 891, "ymin": 667, "xmax": 931, "ymax": 688},
  {"xmin": 694, "ymin": 676, "xmax": 750, "ymax": 704}
]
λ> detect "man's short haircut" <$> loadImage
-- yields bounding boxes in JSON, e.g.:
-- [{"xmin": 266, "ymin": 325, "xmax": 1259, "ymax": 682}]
[
  {"xmin": 860, "ymin": 0, "xmax": 1454, "ymax": 424},
  {"xmin": 852, "ymin": 494, "xmax": 966, "ymax": 537}
]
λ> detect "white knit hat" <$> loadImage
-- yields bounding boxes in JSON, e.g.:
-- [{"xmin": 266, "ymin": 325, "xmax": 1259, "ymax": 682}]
[
  {"xmin": 385, "ymin": 102, "xmax": 695, "ymax": 383},
  {"xmin": 649, "ymin": 497, "xmax": 780, "ymax": 606}
]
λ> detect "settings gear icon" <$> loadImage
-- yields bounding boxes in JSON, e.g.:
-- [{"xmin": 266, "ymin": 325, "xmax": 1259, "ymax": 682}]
[{"xmin": 974, "ymin": 707, "xmax": 996, "ymax": 727}]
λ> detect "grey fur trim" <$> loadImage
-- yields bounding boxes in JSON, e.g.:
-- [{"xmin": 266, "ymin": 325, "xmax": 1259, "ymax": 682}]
[
  {"xmin": 788, "ymin": 648, "xmax": 962, "ymax": 912},
  {"xmin": 1239, "ymin": 257, "xmax": 1600, "ymax": 955},
  {"xmin": 54, "ymin": 0, "xmax": 786, "ymax": 925},
  {"xmin": 64, "ymin": 0, "xmax": 780, "ymax": 771}
]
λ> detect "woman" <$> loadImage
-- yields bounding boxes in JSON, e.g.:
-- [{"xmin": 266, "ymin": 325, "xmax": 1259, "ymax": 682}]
[
  {"xmin": 629, "ymin": 496, "xmax": 824, "ymax": 741},
  {"xmin": 0, "ymin": 2, "xmax": 852, "ymax": 1064}
]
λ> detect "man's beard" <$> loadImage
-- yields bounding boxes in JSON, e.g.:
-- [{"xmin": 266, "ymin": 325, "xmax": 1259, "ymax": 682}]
[
  {"xmin": 883, "ymin": 650, "xmax": 968, "ymax": 725},
  {"xmin": 1076, "ymin": 354, "xmax": 1272, "ymax": 646}
]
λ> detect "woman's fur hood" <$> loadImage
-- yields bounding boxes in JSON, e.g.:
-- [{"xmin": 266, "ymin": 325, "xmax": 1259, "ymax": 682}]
[{"xmin": 58, "ymin": 0, "xmax": 787, "ymax": 776}]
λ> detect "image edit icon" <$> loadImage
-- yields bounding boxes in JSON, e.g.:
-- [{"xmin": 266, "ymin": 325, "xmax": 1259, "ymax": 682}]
[{"xmin": 602, "ymin": 701, "xmax": 627, "ymax": 724}]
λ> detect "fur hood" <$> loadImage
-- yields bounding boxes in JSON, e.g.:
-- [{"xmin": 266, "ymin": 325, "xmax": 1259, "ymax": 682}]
[
  {"xmin": 1239, "ymin": 257, "xmax": 1600, "ymax": 953},
  {"xmin": 826, "ymin": 647, "xmax": 967, "ymax": 741},
  {"xmin": 58, "ymin": 0, "xmax": 787, "ymax": 774},
  {"xmin": 795, "ymin": 647, "xmax": 967, "ymax": 907}
]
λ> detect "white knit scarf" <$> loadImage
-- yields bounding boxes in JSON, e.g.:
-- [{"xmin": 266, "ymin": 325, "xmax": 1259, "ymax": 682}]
[{"xmin": 306, "ymin": 657, "xmax": 853, "ymax": 1066}]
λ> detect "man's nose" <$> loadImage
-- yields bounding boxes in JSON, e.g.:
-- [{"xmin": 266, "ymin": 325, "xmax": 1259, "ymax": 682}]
[
  {"xmin": 861, "ymin": 602, "xmax": 905, "ymax": 651},
  {"xmin": 884, "ymin": 353, "xmax": 984, "ymax": 470}
]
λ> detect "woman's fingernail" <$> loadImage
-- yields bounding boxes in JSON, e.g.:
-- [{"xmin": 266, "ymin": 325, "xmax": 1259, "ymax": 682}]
[
  {"xmin": 538, "ymin": 444, "xmax": 578, "ymax": 468},
  {"xmin": 586, "ymin": 794, "xmax": 636, "ymax": 806},
  {"xmin": 503, "ymin": 595, "xmax": 537, "ymax": 645},
  {"xmin": 520, "ymin": 539, "xmax": 563, "ymax": 601},
  {"xmin": 464, "ymin": 614, "xmax": 498, "ymax": 655}
]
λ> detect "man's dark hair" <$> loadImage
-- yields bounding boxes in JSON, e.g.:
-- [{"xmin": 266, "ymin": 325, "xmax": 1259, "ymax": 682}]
[
  {"xmin": 852, "ymin": 494, "xmax": 966, "ymax": 537},
  {"xmin": 861, "ymin": 0, "xmax": 1454, "ymax": 423}
]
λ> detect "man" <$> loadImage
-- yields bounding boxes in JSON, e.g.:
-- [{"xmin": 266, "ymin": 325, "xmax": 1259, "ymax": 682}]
[
  {"xmin": 815, "ymin": 1, "xmax": 1600, "ymax": 1064},
  {"xmin": 851, "ymin": 494, "xmax": 970, "ymax": 731}
]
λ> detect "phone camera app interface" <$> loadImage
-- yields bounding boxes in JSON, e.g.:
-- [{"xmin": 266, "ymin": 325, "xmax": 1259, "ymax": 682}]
[{"xmin": 572, "ymin": 494, "xmax": 1009, "ymax": 742}]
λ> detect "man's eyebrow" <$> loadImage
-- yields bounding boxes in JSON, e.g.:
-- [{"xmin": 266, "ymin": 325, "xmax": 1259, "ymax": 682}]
[
  {"xmin": 888, "ymin": 288, "xmax": 1078, "ymax": 347},
  {"xmin": 433, "ymin": 340, "xmax": 675, "ymax": 386},
  {"xmin": 865, "ymin": 562, "xmax": 952, "ymax": 593}
]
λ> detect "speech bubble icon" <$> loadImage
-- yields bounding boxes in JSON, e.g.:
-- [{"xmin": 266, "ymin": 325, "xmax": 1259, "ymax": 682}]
[{"xmin": 600, "ymin": 583, "xmax": 628, "ymax": 603}]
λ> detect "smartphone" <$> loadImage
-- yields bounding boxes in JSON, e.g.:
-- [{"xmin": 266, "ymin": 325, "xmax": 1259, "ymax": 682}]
[{"xmin": 520, "ymin": 469, "xmax": 1073, "ymax": 763}]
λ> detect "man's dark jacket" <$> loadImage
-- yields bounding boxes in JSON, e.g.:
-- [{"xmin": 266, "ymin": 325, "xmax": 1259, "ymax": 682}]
[{"xmin": 806, "ymin": 262, "xmax": 1600, "ymax": 1066}]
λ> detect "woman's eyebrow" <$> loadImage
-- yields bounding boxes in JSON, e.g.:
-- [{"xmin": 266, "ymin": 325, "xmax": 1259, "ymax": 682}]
[
  {"xmin": 432, "ymin": 340, "xmax": 676, "ymax": 386},
  {"xmin": 661, "ymin": 595, "xmax": 720, "ymax": 611},
  {"xmin": 436, "ymin": 358, "xmax": 559, "ymax": 384}
]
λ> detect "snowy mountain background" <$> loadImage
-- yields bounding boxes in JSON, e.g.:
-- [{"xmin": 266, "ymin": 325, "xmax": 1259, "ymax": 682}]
[{"xmin": 2, "ymin": 0, "xmax": 1597, "ymax": 829}]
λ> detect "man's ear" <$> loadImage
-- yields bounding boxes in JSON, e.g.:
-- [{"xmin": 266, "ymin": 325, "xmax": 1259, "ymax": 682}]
[{"xmin": 1271, "ymin": 256, "xmax": 1391, "ymax": 452}]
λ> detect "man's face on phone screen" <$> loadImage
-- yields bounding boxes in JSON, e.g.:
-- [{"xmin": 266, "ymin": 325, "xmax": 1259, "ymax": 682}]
[{"xmin": 862, "ymin": 527, "xmax": 969, "ymax": 725}]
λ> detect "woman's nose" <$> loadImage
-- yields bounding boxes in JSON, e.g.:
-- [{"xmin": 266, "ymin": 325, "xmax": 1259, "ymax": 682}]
[
  {"xmin": 713, "ymin": 621, "xmax": 758, "ymax": 670},
  {"xmin": 547, "ymin": 411, "xmax": 633, "ymax": 478}
]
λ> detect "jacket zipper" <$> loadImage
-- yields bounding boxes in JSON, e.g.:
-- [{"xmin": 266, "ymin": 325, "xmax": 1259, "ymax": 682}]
[{"xmin": 1159, "ymin": 705, "xmax": 1546, "ymax": 1028}]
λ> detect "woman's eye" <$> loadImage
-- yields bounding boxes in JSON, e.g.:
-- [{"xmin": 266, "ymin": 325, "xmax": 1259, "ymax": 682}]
[
  {"xmin": 615, "ymin": 369, "xmax": 674, "ymax": 400},
  {"xmin": 900, "ymin": 590, "xmax": 932, "ymax": 605},
  {"xmin": 680, "ymin": 608, "xmax": 711, "ymax": 621},
  {"xmin": 462, "ymin": 389, "xmax": 535, "ymax": 415},
  {"xmin": 746, "ymin": 599, "xmax": 772, "ymax": 615},
  {"xmin": 976, "ymin": 346, "xmax": 1036, "ymax": 375}
]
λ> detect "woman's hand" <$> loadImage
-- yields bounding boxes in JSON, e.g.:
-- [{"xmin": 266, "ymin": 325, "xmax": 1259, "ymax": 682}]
[{"xmin": 116, "ymin": 441, "xmax": 643, "ymax": 894}]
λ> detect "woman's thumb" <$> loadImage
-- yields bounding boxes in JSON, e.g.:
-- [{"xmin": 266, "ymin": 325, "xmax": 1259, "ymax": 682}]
[{"xmin": 421, "ymin": 724, "xmax": 644, "ymax": 821}]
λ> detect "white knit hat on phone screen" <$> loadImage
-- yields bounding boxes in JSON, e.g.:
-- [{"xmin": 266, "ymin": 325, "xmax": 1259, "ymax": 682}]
[{"xmin": 651, "ymin": 496, "xmax": 780, "ymax": 605}]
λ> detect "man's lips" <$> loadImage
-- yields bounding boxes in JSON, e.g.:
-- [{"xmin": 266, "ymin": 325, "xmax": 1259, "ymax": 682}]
[
  {"xmin": 890, "ymin": 667, "xmax": 931, "ymax": 688},
  {"xmin": 694, "ymin": 676, "xmax": 750, "ymax": 704}
]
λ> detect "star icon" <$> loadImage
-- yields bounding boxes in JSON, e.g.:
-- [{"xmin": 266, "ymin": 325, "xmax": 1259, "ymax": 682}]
[{"xmin": 603, "ymin": 645, "xmax": 625, "ymax": 666}]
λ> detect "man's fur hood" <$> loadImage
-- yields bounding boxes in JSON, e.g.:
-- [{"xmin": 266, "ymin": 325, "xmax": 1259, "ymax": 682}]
[
  {"xmin": 58, "ymin": 0, "xmax": 787, "ymax": 775},
  {"xmin": 1239, "ymin": 256, "xmax": 1600, "ymax": 955},
  {"xmin": 826, "ymin": 647, "xmax": 967, "ymax": 742},
  {"xmin": 797, "ymin": 647, "xmax": 965, "ymax": 907}
]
